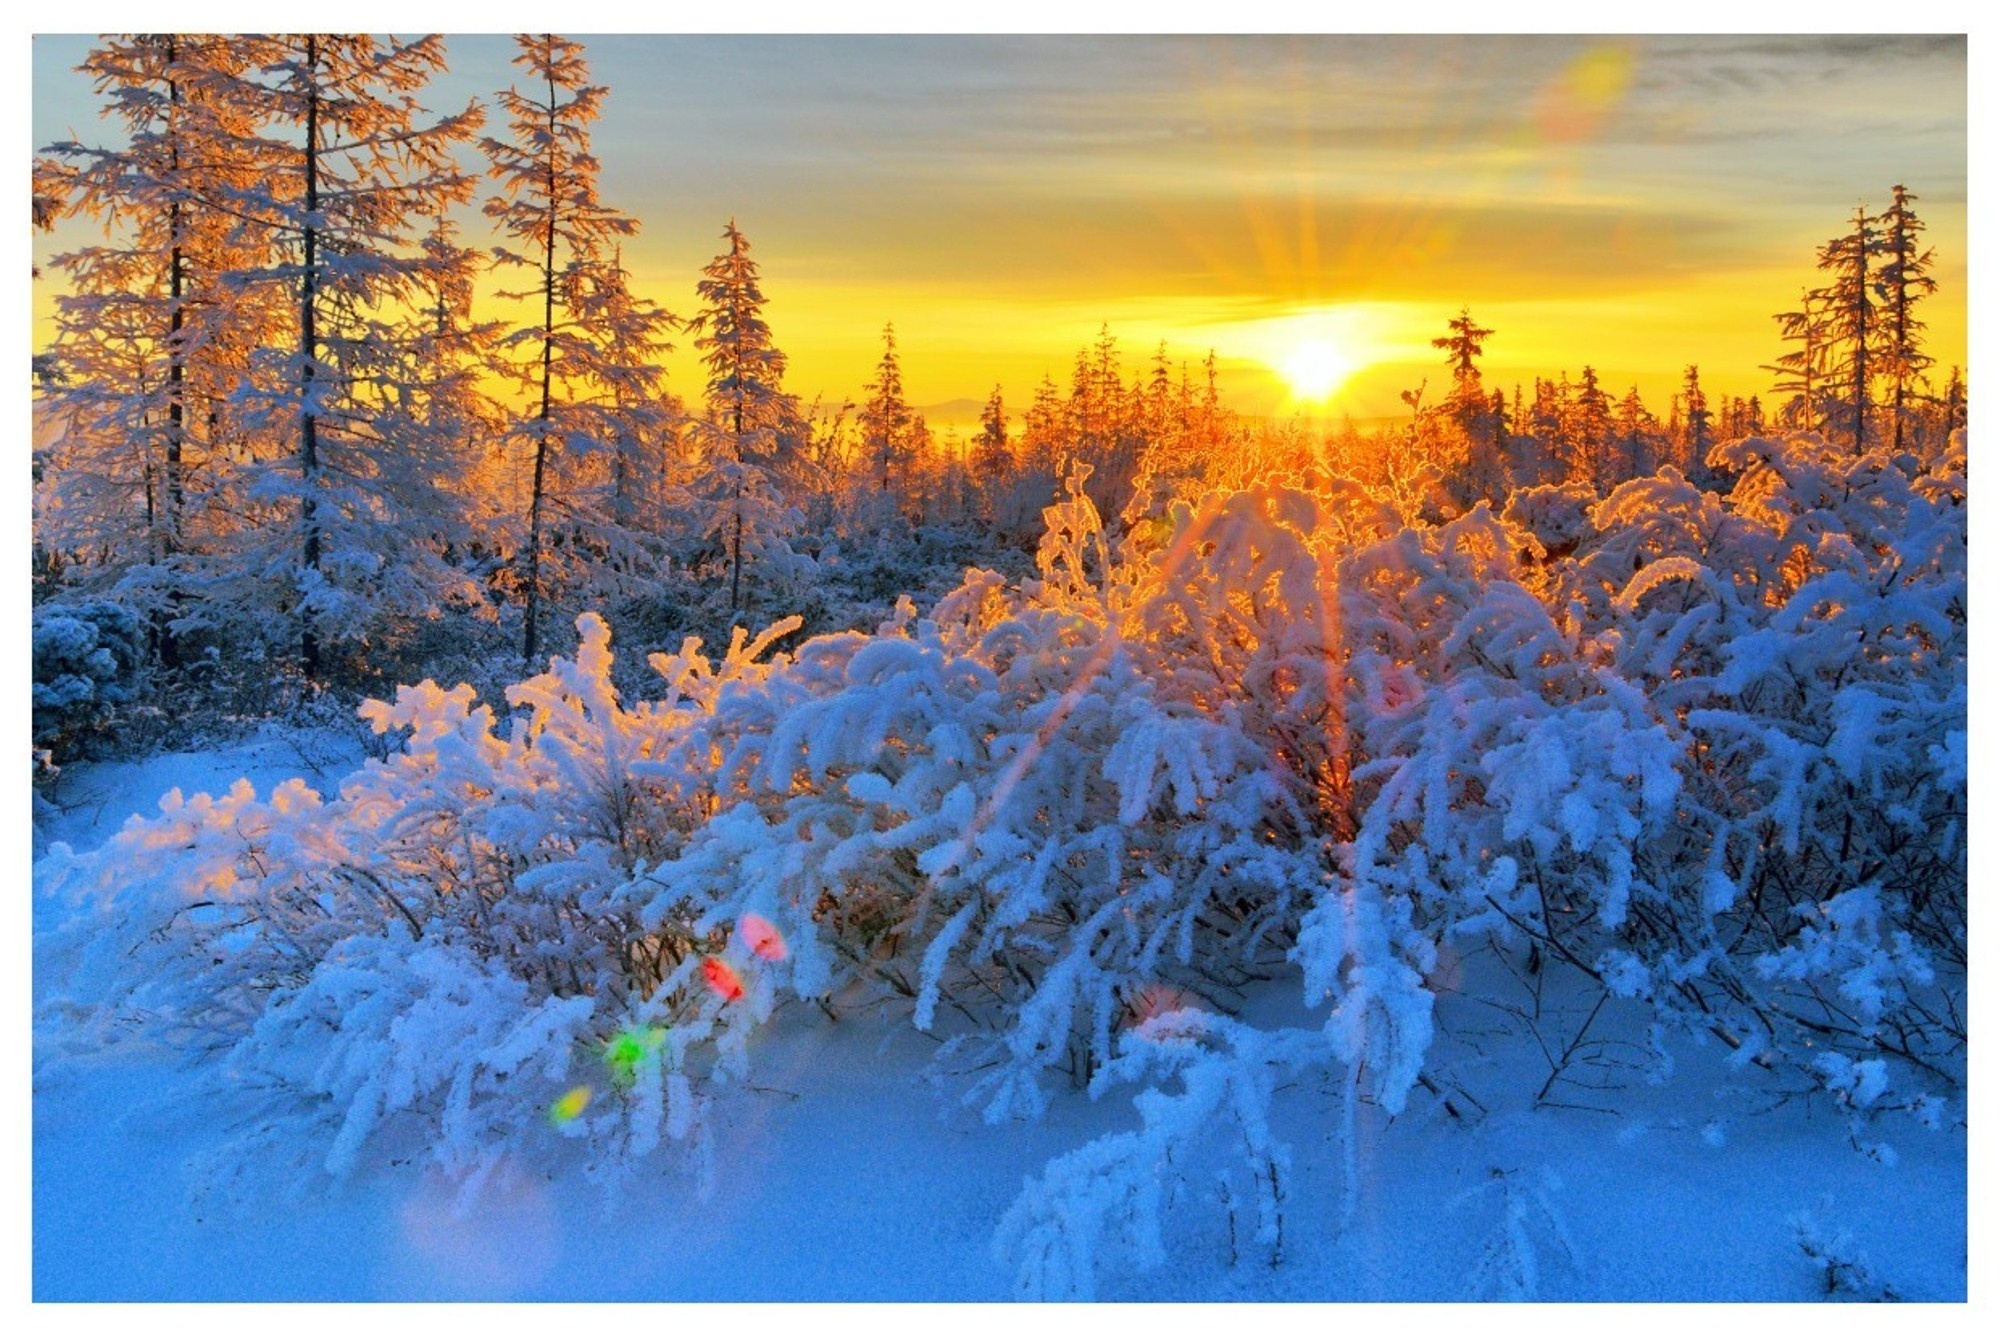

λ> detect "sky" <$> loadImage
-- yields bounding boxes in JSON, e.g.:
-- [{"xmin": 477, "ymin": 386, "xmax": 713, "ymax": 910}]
[{"xmin": 28, "ymin": 29, "xmax": 1969, "ymax": 428}]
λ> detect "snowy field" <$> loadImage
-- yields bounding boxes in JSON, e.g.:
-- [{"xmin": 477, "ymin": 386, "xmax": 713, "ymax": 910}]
[{"xmin": 31, "ymin": 732, "xmax": 1966, "ymax": 1304}]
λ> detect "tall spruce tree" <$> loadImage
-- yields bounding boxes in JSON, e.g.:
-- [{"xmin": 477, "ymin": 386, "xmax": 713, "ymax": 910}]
[
  {"xmin": 693, "ymin": 220, "xmax": 795, "ymax": 614},
  {"xmin": 1569, "ymin": 364, "xmax": 1614, "ymax": 488},
  {"xmin": 404, "ymin": 209, "xmax": 506, "ymax": 554},
  {"xmin": 860, "ymin": 322, "xmax": 912, "ymax": 499},
  {"xmin": 1613, "ymin": 385, "xmax": 1659, "ymax": 479},
  {"xmin": 1765, "ymin": 289, "xmax": 1829, "ymax": 433},
  {"xmin": 1677, "ymin": 364, "xmax": 1712, "ymax": 480},
  {"xmin": 1875, "ymin": 184, "xmax": 1937, "ymax": 453},
  {"xmin": 1815, "ymin": 204, "xmax": 1884, "ymax": 453},
  {"xmin": 1433, "ymin": 306, "xmax": 1495, "ymax": 424}
]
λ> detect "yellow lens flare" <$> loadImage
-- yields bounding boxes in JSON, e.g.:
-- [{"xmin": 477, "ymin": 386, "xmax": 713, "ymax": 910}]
[
  {"xmin": 1534, "ymin": 43, "xmax": 1635, "ymax": 142},
  {"xmin": 548, "ymin": 1085, "xmax": 592, "ymax": 1126},
  {"xmin": 1280, "ymin": 339, "xmax": 1356, "ymax": 403}
]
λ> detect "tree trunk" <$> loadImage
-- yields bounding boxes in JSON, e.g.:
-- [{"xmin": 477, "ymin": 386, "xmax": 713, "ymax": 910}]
[
  {"xmin": 299, "ymin": 35, "xmax": 323, "ymax": 682},
  {"xmin": 1851, "ymin": 208, "xmax": 1870, "ymax": 455},
  {"xmin": 522, "ymin": 62, "xmax": 560, "ymax": 668},
  {"xmin": 729, "ymin": 311, "xmax": 746, "ymax": 614},
  {"xmin": 158, "ymin": 36, "xmax": 186, "ymax": 668}
]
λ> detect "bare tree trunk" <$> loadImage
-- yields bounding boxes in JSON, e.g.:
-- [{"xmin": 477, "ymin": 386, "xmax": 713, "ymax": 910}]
[
  {"xmin": 158, "ymin": 36, "xmax": 186, "ymax": 668},
  {"xmin": 730, "ymin": 382, "xmax": 744, "ymax": 613},
  {"xmin": 299, "ymin": 35, "xmax": 323, "ymax": 681},
  {"xmin": 523, "ymin": 60, "xmax": 559, "ymax": 668}
]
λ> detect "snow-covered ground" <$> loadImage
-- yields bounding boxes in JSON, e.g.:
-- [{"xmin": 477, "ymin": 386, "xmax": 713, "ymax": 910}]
[{"xmin": 30, "ymin": 732, "xmax": 1967, "ymax": 1304}]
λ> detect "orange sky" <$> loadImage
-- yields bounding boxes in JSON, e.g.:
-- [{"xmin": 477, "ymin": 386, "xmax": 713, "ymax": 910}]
[{"xmin": 31, "ymin": 33, "xmax": 1968, "ymax": 429}]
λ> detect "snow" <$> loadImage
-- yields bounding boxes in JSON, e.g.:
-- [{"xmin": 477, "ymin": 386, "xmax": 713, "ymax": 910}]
[
  {"xmin": 29, "ymin": 733, "xmax": 1966, "ymax": 1303},
  {"xmin": 26, "ymin": 430, "xmax": 1970, "ymax": 1311}
]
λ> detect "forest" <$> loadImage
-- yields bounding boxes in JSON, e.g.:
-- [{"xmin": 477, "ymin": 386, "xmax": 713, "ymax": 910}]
[{"xmin": 29, "ymin": 33, "xmax": 1966, "ymax": 1303}]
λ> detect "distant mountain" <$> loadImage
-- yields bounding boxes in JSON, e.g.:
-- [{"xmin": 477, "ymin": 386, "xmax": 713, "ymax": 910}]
[{"xmin": 913, "ymin": 398, "xmax": 986, "ymax": 428}]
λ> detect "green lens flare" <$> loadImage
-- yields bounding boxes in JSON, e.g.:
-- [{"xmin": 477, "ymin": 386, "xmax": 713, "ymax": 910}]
[{"xmin": 602, "ymin": 1025, "xmax": 668, "ymax": 1087}]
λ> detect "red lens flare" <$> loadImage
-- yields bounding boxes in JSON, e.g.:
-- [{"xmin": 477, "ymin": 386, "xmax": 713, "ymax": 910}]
[
  {"xmin": 701, "ymin": 956, "xmax": 745, "ymax": 1003},
  {"xmin": 739, "ymin": 912, "xmax": 787, "ymax": 961}
]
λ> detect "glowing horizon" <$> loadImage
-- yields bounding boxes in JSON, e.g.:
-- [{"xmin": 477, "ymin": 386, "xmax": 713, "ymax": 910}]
[{"xmin": 30, "ymin": 33, "xmax": 1968, "ymax": 430}]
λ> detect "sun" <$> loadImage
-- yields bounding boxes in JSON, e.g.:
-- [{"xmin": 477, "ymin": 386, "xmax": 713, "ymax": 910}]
[{"xmin": 1280, "ymin": 339, "xmax": 1356, "ymax": 403}]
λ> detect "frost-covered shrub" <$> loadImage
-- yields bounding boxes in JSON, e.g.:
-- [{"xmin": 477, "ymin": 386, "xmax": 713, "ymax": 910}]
[
  {"xmin": 1455, "ymin": 1166, "xmax": 1579, "ymax": 1301},
  {"xmin": 35, "ymin": 432, "xmax": 1965, "ymax": 1294},
  {"xmin": 628, "ymin": 470, "xmax": 1339, "ymax": 1118},
  {"xmin": 32, "ymin": 599, "xmax": 145, "ymax": 757},
  {"xmin": 995, "ymin": 1011, "xmax": 1317, "ymax": 1299},
  {"xmin": 1502, "ymin": 479, "xmax": 1598, "ymax": 560},
  {"xmin": 36, "ymin": 614, "xmax": 805, "ymax": 1190},
  {"xmin": 1580, "ymin": 435, "xmax": 1965, "ymax": 1088}
]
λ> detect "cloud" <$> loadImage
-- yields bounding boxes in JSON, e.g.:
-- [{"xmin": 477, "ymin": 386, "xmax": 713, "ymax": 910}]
[{"xmin": 710, "ymin": 188, "xmax": 1755, "ymax": 310}]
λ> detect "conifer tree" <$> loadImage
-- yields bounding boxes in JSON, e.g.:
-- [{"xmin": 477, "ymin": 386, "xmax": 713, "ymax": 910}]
[
  {"xmin": 483, "ymin": 33, "xmax": 675, "ymax": 664},
  {"xmin": 33, "ymin": 35, "xmax": 273, "ymax": 655},
  {"xmin": 1479, "ymin": 387, "xmax": 1513, "ymax": 493},
  {"xmin": 693, "ymin": 219, "xmax": 795, "ymax": 613},
  {"xmin": 1765, "ymin": 289, "xmax": 1829, "ymax": 433},
  {"xmin": 220, "ymin": 34, "xmax": 483, "ymax": 680},
  {"xmin": 405, "ymin": 210, "xmax": 507, "ymax": 551},
  {"xmin": 1569, "ymin": 364, "xmax": 1614, "ymax": 488},
  {"xmin": 974, "ymin": 384, "xmax": 1010, "ymax": 479},
  {"xmin": 970, "ymin": 382, "xmax": 1014, "ymax": 526},
  {"xmin": 1022, "ymin": 372, "xmax": 1065, "ymax": 474},
  {"xmin": 1066, "ymin": 324, "xmax": 1143, "ymax": 519},
  {"xmin": 584, "ymin": 251, "xmax": 682, "ymax": 536},
  {"xmin": 860, "ymin": 322, "xmax": 912, "ymax": 498},
  {"xmin": 1144, "ymin": 340, "xmax": 1174, "ymax": 439},
  {"xmin": 1875, "ymin": 184, "xmax": 1936, "ymax": 452},
  {"xmin": 1433, "ymin": 306, "xmax": 1495, "ymax": 426},
  {"xmin": 1677, "ymin": 364, "xmax": 1712, "ymax": 479},
  {"xmin": 1613, "ymin": 385, "xmax": 1659, "ymax": 478},
  {"xmin": 1815, "ymin": 204, "xmax": 1884, "ymax": 453},
  {"xmin": 1939, "ymin": 365, "xmax": 1967, "ymax": 442}
]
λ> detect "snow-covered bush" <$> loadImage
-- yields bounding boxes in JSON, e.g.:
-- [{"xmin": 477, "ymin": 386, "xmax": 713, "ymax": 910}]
[
  {"xmin": 32, "ymin": 599, "xmax": 145, "ymax": 757},
  {"xmin": 1455, "ymin": 1166, "xmax": 1579, "ymax": 1301},
  {"xmin": 35, "ymin": 431, "xmax": 1965, "ymax": 1294},
  {"xmin": 626, "ymin": 469, "xmax": 1339, "ymax": 1118},
  {"xmin": 995, "ymin": 1011, "xmax": 1318, "ymax": 1299},
  {"xmin": 36, "ymin": 613, "xmax": 805, "ymax": 1190},
  {"xmin": 1579, "ymin": 435, "xmax": 1965, "ymax": 1090}
]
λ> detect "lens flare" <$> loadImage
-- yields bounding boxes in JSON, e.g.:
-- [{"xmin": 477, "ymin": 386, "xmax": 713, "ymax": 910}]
[
  {"xmin": 548, "ymin": 1085, "xmax": 592, "ymax": 1126},
  {"xmin": 603, "ymin": 1025, "xmax": 666, "ymax": 1087},
  {"xmin": 1534, "ymin": 44, "xmax": 1635, "ymax": 142},
  {"xmin": 702, "ymin": 956, "xmax": 745, "ymax": 1003},
  {"xmin": 739, "ymin": 912, "xmax": 787, "ymax": 961}
]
